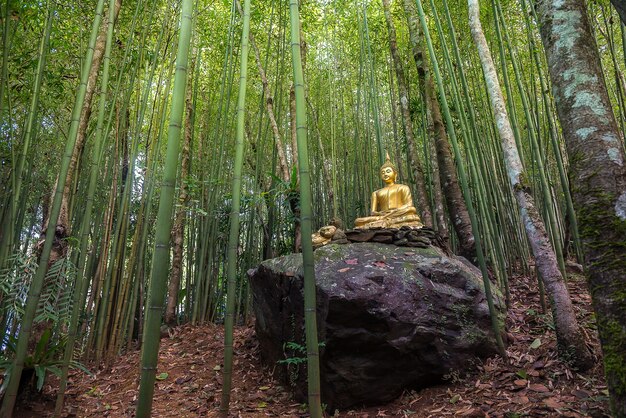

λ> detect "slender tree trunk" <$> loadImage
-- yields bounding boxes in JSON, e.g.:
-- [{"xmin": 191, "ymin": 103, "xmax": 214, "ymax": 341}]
[
  {"xmin": 290, "ymin": 87, "xmax": 298, "ymax": 170},
  {"xmin": 135, "ymin": 0, "xmax": 193, "ymax": 414},
  {"xmin": 381, "ymin": 0, "xmax": 432, "ymax": 227},
  {"xmin": 165, "ymin": 59, "xmax": 194, "ymax": 326},
  {"xmin": 289, "ymin": 0, "xmax": 322, "ymax": 414},
  {"xmin": 536, "ymin": 0, "xmax": 626, "ymax": 413},
  {"xmin": 400, "ymin": 0, "xmax": 447, "ymax": 239},
  {"xmin": 44, "ymin": 0, "xmax": 122, "ymax": 267},
  {"xmin": 249, "ymin": 27, "xmax": 289, "ymax": 182},
  {"xmin": 220, "ymin": 1, "xmax": 251, "ymax": 407},
  {"xmin": 0, "ymin": 1, "xmax": 108, "ymax": 415},
  {"xmin": 468, "ymin": 0, "xmax": 593, "ymax": 370},
  {"xmin": 288, "ymin": 19, "xmax": 308, "ymax": 252},
  {"xmin": 402, "ymin": 0, "xmax": 475, "ymax": 257}
]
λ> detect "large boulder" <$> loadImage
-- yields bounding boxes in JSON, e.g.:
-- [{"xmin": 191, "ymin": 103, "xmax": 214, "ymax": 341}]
[{"xmin": 248, "ymin": 242, "xmax": 506, "ymax": 409}]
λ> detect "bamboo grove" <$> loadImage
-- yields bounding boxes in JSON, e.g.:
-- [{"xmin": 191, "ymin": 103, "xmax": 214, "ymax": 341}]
[{"xmin": 0, "ymin": 0, "xmax": 625, "ymax": 416}]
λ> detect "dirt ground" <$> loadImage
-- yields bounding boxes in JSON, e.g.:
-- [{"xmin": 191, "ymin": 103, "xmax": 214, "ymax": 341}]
[{"xmin": 15, "ymin": 272, "xmax": 611, "ymax": 417}]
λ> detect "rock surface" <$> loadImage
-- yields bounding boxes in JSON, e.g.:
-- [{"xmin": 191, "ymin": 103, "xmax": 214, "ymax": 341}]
[{"xmin": 248, "ymin": 243, "xmax": 506, "ymax": 409}]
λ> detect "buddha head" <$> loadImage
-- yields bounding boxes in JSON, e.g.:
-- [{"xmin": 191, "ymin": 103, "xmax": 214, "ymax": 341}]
[
  {"xmin": 319, "ymin": 225, "xmax": 337, "ymax": 238},
  {"xmin": 380, "ymin": 153, "xmax": 397, "ymax": 185}
]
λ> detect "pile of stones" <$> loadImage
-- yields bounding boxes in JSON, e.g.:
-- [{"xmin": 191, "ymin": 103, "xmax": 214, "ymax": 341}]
[{"xmin": 323, "ymin": 226, "xmax": 438, "ymax": 249}]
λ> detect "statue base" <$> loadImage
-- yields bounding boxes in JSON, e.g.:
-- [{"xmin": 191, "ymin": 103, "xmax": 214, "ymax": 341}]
[{"xmin": 313, "ymin": 226, "xmax": 445, "ymax": 252}]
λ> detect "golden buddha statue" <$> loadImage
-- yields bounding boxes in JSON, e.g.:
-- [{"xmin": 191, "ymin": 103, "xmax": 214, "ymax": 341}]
[{"xmin": 354, "ymin": 153, "xmax": 423, "ymax": 230}]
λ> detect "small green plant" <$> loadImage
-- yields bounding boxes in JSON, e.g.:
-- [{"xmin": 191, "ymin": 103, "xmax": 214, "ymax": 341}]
[
  {"xmin": 0, "ymin": 329, "xmax": 91, "ymax": 395},
  {"xmin": 277, "ymin": 342, "xmax": 307, "ymax": 366},
  {"xmin": 277, "ymin": 341, "xmax": 325, "ymax": 387},
  {"xmin": 277, "ymin": 341, "xmax": 326, "ymax": 366}
]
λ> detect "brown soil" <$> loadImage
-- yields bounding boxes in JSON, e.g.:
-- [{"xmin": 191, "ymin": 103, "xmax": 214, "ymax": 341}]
[{"xmin": 15, "ymin": 273, "xmax": 611, "ymax": 417}]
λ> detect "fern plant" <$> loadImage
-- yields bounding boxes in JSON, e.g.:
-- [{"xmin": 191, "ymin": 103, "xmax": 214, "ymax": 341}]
[
  {"xmin": 1, "ymin": 254, "xmax": 75, "ymax": 335},
  {"xmin": 0, "ymin": 252, "xmax": 80, "ymax": 396},
  {"xmin": 0, "ymin": 253, "xmax": 37, "ymax": 347}
]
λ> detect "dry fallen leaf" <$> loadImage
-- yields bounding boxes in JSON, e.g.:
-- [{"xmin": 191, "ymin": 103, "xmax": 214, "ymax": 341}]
[
  {"xmin": 543, "ymin": 397, "xmax": 566, "ymax": 409},
  {"xmin": 529, "ymin": 383, "xmax": 550, "ymax": 393}
]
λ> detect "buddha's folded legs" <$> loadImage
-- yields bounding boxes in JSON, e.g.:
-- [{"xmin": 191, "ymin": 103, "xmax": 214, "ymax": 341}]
[{"xmin": 354, "ymin": 206, "xmax": 419, "ymax": 227}]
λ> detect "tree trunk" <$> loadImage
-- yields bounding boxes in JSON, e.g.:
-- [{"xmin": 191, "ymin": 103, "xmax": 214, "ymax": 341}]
[
  {"xmin": 287, "ymin": 0, "xmax": 323, "ymax": 413},
  {"xmin": 536, "ymin": 0, "xmax": 626, "ymax": 413},
  {"xmin": 288, "ymin": 21, "xmax": 307, "ymax": 252},
  {"xmin": 165, "ymin": 59, "xmax": 194, "ymax": 326},
  {"xmin": 44, "ymin": 0, "xmax": 122, "ymax": 266},
  {"xmin": 468, "ymin": 0, "xmax": 593, "ymax": 370},
  {"xmin": 136, "ymin": 0, "xmax": 193, "ymax": 413},
  {"xmin": 307, "ymin": 97, "xmax": 334, "ymax": 218},
  {"xmin": 249, "ymin": 28, "xmax": 290, "ymax": 183},
  {"xmin": 402, "ymin": 0, "xmax": 475, "ymax": 258},
  {"xmin": 400, "ymin": 0, "xmax": 447, "ymax": 240},
  {"xmin": 381, "ymin": 0, "xmax": 432, "ymax": 227}
]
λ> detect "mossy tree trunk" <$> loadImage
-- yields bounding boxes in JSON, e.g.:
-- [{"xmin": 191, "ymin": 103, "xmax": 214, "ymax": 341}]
[{"xmin": 536, "ymin": 0, "xmax": 626, "ymax": 414}]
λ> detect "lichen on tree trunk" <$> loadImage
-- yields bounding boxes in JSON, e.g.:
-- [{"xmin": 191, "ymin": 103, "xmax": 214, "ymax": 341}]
[{"xmin": 536, "ymin": 0, "xmax": 626, "ymax": 414}]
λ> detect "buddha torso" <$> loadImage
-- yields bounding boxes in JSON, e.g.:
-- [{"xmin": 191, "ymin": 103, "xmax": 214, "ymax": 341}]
[{"xmin": 372, "ymin": 183, "xmax": 412, "ymax": 213}]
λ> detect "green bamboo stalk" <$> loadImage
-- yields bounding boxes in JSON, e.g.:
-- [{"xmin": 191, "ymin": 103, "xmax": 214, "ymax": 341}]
[
  {"xmin": 0, "ymin": 1, "xmax": 106, "ymax": 415},
  {"xmin": 220, "ymin": 0, "xmax": 251, "ymax": 412},
  {"xmin": 289, "ymin": 0, "xmax": 322, "ymax": 415},
  {"xmin": 0, "ymin": 4, "xmax": 53, "ymax": 268},
  {"xmin": 0, "ymin": 0, "xmax": 11, "ymax": 119},
  {"xmin": 54, "ymin": 0, "xmax": 118, "ymax": 410},
  {"xmin": 135, "ymin": 0, "xmax": 193, "ymax": 414},
  {"xmin": 414, "ymin": 0, "xmax": 506, "ymax": 357}
]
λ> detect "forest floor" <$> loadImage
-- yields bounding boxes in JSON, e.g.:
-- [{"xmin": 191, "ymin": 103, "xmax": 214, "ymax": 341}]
[{"xmin": 17, "ymin": 272, "xmax": 611, "ymax": 417}]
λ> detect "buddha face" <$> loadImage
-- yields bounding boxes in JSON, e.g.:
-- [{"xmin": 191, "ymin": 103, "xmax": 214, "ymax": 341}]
[
  {"xmin": 380, "ymin": 166, "xmax": 397, "ymax": 184},
  {"xmin": 319, "ymin": 225, "xmax": 337, "ymax": 238}
]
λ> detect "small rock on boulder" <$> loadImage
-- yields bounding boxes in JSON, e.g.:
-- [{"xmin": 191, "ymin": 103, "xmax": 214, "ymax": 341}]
[{"xmin": 248, "ymin": 242, "xmax": 505, "ymax": 409}]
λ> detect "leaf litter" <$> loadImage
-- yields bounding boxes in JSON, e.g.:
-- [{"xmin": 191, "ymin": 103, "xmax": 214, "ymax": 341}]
[{"xmin": 20, "ymin": 272, "xmax": 610, "ymax": 417}]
